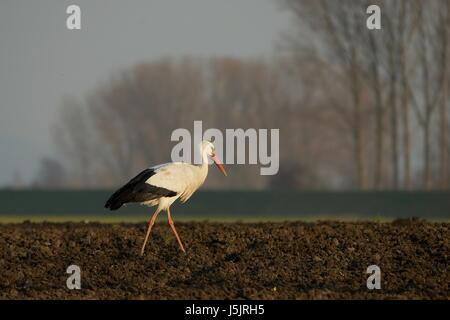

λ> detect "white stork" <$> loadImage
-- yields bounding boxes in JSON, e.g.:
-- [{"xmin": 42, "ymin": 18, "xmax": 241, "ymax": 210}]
[{"xmin": 105, "ymin": 140, "xmax": 227, "ymax": 255}]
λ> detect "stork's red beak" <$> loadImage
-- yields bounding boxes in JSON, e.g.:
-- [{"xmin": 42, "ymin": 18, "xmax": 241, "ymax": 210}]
[{"xmin": 210, "ymin": 153, "xmax": 227, "ymax": 176}]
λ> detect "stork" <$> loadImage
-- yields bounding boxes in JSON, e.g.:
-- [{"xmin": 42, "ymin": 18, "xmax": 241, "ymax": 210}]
[{"xmin": 105, "ymin": 140, "xmax": 227, "ymax": 255}]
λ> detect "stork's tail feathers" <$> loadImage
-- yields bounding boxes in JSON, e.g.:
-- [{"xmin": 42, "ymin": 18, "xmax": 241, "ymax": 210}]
[{"xmin": 104, "ymin": 192, "xmax": 124, "ymax": 211}]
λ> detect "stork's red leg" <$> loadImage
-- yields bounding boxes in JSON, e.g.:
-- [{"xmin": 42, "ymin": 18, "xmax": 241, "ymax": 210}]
[
  {"xmin": 167, "ymin": 207, "xmax": 186, "ymax": 253},
  {"xmin": 140, "ymin": 208, "xmax": 161, "ymax": 256}
]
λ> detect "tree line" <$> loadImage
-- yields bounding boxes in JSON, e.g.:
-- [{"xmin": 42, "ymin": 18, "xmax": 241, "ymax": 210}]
[{"xmin": 32, "ymin": 0, "xmax": 450, "ymax": 190}]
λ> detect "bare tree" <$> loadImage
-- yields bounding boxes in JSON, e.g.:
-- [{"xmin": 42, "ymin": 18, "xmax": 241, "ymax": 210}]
[
  {"xmin": 397, "ymin": 0, "xmax": 420, "ymax": 190},
  {"xmin": 406, "ymin": 1, "xmax": 448, "ymax": 189},
  {"xmin": 437, "ymin": 1, "xmax": 450, "ymax": 189},
  {"xmin": 282, "ymin": 0, "xmax": 370, "ymax": 189}
]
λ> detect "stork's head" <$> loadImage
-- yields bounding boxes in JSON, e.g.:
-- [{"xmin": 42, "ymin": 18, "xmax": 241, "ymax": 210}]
[{"xmin": 201, "ymin": 140, "xmax": 227, "ymax": 176}]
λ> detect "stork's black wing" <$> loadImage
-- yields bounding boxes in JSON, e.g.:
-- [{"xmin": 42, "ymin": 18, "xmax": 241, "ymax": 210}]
[{"xmin": 104, "ymin": 168, "xmax": 177, "ymax": 210}]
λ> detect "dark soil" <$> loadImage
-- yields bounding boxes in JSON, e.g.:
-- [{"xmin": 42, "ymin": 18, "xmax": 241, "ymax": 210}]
[{"xmin": 0, "ymin": 219, "xmax": 448, "ymax": 299}]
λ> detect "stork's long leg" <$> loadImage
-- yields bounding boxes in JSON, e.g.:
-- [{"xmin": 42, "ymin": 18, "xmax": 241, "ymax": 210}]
[
  {"xmin": 167, "ymin": 207, "xmax": 186, "ymax": 253},
  {"xmin": 140, "ymin": 208, "xmax": 161, "ymax": 256}
]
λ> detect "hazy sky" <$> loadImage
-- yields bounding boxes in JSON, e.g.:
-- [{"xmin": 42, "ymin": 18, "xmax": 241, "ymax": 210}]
[{"xmin": 0, "ymin": 0, "xmax": 290, "ymax": 186}]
